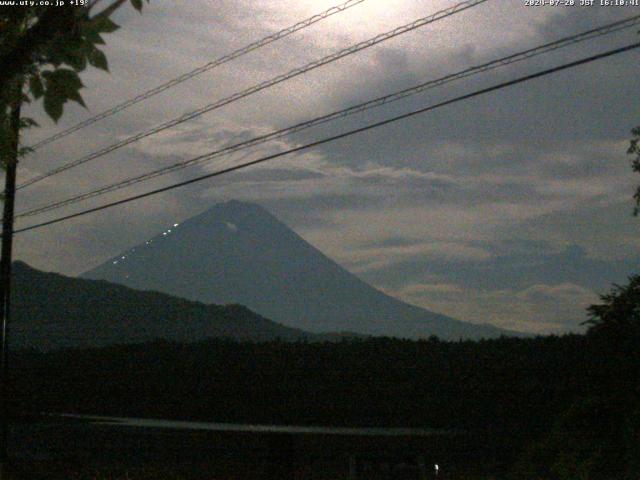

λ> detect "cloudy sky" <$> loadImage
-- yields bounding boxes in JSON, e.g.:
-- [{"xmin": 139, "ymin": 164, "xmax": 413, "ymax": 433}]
[{"xmin": 14, "ymin": 0, "xmax": 640, "ymax": 334}]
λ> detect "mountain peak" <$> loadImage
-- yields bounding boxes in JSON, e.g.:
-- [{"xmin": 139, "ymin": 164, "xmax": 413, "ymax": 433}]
[
  {"xmin": 82, "ymin": 201, "xmax": 522, "ymax": 340},
  {"xmin": 186, "ymin": 200, "xmax": 276, "ymax": 228},
  {"xmin": 208, "ymin": 199, "xmax": 260, "ymax": 214}
]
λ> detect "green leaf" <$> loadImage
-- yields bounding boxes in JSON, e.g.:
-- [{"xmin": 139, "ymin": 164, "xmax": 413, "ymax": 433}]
[
  {"xmin": 64, "ymin": 50, "xmax": 87, "ymax": 72},
  {"xmin": 80, "ymin": 20, "xmax": 105, "ymax": 45},
  {"xmin": 42, "ymin": 68, "xmax": 88, "ymax": 121},
  {"xmin": 43, "ymin": 91, "xmax": 64, "ymax": 123},
  {"xmin": 91, "ymin": 16, "xmax": 120, "ymax": 34},
  {"xmin": 43, "ymin": 68, "xmax": 84, "ymax": 93},
  {"xmin": 86, "ymin": 30, "xmax": 106, "ymax": 45},
  {"xmin": 67, "ymin": 89, "xmax": 87, "ymax": 108},
  {"xmin": 48, "ymin": 51, "xmax": 64, "ymax": 67},
  {"xmin": 29, "ymin": 74, "xmax": 44, "ymax": 99},
  {"xmin": 88, "ymin": 48, "xmax": 109, "ymax": 72},
  {"xmin": 131, "ymin": 0, "xmax": 143, "ymax": 12}
]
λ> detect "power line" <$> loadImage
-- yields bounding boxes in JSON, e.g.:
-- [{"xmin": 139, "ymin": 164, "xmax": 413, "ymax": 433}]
[
  {"xmin": 16, "ymin": 14, "xmax": 640, "ymax": 219},
  {"xmin": 26, "ymin": 0, "xmax": 367, "ymax": 151},
  {"xmin": 17, "ymin": 0, "xmax": 489, "ymax": 191},
  {"xmin": 12, "ymin": 42, "xmax": 640, "ymax": 236}
]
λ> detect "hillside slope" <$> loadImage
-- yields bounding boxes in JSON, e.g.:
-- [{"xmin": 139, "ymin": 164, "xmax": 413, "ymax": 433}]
[
  {"xmin": 12, "ymin": 261, "xmax": 320, "ymax": 350},
  {"xmin": 82, "ymin": 200, "xmax": 522, "ymax": 340}
]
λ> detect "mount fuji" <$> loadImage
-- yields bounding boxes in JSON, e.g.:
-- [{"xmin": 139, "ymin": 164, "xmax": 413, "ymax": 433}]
[{"xmin": 82, "ymin": 200, "xmax": 522, "ymax": 340}]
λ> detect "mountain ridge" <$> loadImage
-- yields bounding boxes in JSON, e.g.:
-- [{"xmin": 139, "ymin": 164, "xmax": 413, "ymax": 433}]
[
  {"xmin": 82, "ymin": 200, "xmax": 525, "ymax": 340},
  {"xmin": 11, "ymin": 261, "xmax": 347, "ymax": 350}
]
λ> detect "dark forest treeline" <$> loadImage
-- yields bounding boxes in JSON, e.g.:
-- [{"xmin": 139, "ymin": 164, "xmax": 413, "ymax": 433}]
[
  {"xmin": 10, "ymin": 329, "xmax": 640, "ymax": 478},
  {"xmin": 11, "ymin": 335, "xmax": 590, "ymax": 429}
]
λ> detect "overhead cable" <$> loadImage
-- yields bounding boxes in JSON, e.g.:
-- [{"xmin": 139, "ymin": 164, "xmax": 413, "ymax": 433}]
[
  {"xmin": 13, "ymin": 41, "xmax": 640, "ymax": 235},
  {"xmin": 17, "ymin": 14, "xmax": 640, "ymax": 219},
  {"xmin": 17, "ymin": 0, "xmax": 489, "ymax": 190}
]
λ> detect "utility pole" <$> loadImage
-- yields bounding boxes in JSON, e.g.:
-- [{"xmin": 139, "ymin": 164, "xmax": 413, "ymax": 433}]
[{"xmin": 0, "ymin": 87, "xmax": 21, "ymax": 480}]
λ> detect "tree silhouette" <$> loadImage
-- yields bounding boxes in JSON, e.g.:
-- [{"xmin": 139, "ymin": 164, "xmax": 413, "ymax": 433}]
[
  {"xmin": 1, "ymin": 0, "xmax": 150, "ymax": 166},
  {"xmin": 584, "ymin": 275, "xmax": 640, "ymax": 338},
  {"xmin": 629, "ymin": 126, "xmax": 640, "ymax": 215}
]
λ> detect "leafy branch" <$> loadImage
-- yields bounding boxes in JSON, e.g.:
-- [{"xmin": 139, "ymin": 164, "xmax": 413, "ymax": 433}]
[{"xmin": 0, "ymin": 0, "xmax": 150, "ymax": 169}]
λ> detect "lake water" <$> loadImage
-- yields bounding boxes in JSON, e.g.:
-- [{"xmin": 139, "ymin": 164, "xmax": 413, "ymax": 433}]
[
  {"xmin": 57, "ymin": 413, "xmax": 453, "ymax": 437},
  {"xmin": 11, "ymin": 413, "xmax": 471, "ymax": 477}
]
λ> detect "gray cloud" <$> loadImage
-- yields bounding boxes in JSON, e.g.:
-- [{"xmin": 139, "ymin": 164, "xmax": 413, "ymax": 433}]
[{"xmin": 13, "ymin": 0, "xmax": 640, "ymax": 333}]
